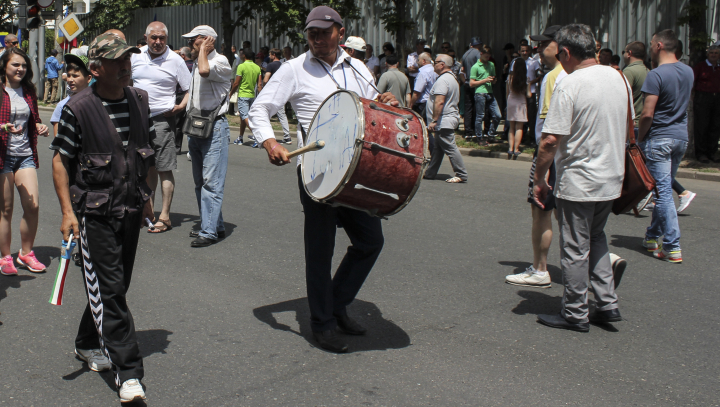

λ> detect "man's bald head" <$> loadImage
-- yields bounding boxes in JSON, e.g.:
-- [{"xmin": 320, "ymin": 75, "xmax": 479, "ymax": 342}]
[
  {"xmin": 103, "ymin": 29, "xmax": 126, "ymax": 41},
  {"xmin": 419, "ymin": 52, "xmax": 432, "ymax": 65},
  {"xmin": 146, "ymin": 21, "xmax": 168, "ymax": 37}
]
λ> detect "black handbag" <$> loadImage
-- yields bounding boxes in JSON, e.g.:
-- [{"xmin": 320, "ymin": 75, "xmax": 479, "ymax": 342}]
[{"xmin": 182, "ymin": 75, "xmax": 228, "ymax": 139}]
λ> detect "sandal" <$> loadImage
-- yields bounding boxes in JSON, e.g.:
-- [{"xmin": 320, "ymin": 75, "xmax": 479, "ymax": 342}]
[
  {"xmin": 148, "ymin": 219, "xmax": 172, "ymax": 233},
  {"xmin": 445, "ymin": 177, "xmax": 466, "ymax": 183}
]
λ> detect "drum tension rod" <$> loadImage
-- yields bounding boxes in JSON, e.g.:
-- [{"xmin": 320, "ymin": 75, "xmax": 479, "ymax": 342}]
[
  {"xmin": 369, "ymin": 102, "xmax": 414, "ymax": 120},
  {"xmin": 359, "ymin": 140, "xmax": 421, "ymax": 161}
]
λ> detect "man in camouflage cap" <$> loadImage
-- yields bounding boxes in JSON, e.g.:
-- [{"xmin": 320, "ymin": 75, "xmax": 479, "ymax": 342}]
[{"xmin": 51, "ymin": 32, "xmax": 154, "ymax": 403}]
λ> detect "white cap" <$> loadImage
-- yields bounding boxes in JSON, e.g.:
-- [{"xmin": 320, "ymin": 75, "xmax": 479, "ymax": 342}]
[
  {"xmin": 182, "ymin": 25, "xmax": 218, "ymax": 39},
  {"xmin": 343, "ymin": 36, "xmax": 366, "ymax": 51}
]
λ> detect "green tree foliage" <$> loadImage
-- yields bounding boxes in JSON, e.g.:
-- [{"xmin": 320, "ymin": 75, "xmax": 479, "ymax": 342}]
[
  {"xmin": 0, "ymin": 0, "xmax": 15, "ymax": 32},
  {"xmin": 378, "ymin": 0, "xmax": 413, "ymax": 59},
  {"xmin": 232, "ymin": 0, "xmax": 360, "ymax": 46}
]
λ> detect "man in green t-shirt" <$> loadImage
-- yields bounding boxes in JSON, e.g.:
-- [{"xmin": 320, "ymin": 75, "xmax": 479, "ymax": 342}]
[
  {"xmin": 469, "ymin": 47, "xmax": 501, "ymax": 145},
  {"xmin": 231, "ymin": 49, "xmax": 262, "ymax": 146}
]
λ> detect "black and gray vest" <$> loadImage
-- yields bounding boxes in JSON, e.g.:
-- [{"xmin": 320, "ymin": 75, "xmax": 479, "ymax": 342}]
[{"xmin": 66, "ymin": 86, "xmax": 155, "ymax": 218}]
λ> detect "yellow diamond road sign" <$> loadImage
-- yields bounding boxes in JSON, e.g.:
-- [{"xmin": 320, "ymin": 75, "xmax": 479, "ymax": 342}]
[{"xmin": 59, "ymin": 13, "xmax": 84, "ymax": 42}]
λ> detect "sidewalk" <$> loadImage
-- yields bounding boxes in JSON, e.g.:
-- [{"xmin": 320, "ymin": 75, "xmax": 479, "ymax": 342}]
[{"xmin": 40, "ymin": 105, "xmax": 719, "ymax": 183}]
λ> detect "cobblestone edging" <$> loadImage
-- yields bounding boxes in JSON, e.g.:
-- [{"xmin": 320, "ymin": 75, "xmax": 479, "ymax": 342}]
[{"xmin": 40, "ymin": 106, "xmax": 718, "ymax": 183}]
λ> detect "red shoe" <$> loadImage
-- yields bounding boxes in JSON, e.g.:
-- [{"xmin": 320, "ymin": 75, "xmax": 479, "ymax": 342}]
[
  {"xmin": 17, "ymin": 250, "xmax": 47, "ymax": 272},
  {"xmin": 0, "ymin": 255, "xmax": 17, "ymax": 276}
]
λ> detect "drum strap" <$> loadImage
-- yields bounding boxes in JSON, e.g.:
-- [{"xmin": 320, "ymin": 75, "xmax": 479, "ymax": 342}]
[{"xmin": 315, "ymin": 58, "xmax": 347, "ymax": 90}]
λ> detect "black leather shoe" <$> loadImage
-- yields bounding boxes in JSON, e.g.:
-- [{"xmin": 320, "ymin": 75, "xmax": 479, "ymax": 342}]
[
  {"xmin": 590, "ymin": 309, "xmax": 622, "ymax": 323},
  {"xmin": 335, "ymin": 314, "xmax": 367, "ymax": 335},
  {"xmin": 189, "ymin": 229, "xmax": 225, "ymax": 238},
  {"xmin": 537, "ymin": 314, "xmax": 589, "ymax": 332},
  {"xmin": 190, "ymin": 237, "xmax": 218, "ymax": 247},
  {"xmin": 312, "ymin": 330, "xmax": 348, "ymax": 353}
]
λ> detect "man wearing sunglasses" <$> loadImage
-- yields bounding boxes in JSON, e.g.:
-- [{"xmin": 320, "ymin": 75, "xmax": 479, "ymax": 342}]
[{"xmin": 0, "ymin": 34, "xmax": 18, "ymax": 58}]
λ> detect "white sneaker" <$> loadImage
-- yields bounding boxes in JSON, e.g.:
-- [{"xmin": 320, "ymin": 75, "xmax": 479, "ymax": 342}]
[
  {"xmin": 677, "ymin": 191, "xmax": 696, "ymax": 213},
  {"xmin": 505, "ymin": 266, "xmax": 551, "ymax": 288},
  {"xmin": 186, "ymin": 152, "xmax": 191, "ymax": 161},
  {"xmin": 75, "ymin": 348, "xmax": 112, "ymax": 372},
  {"xmin": 643, "ymin": 201, "xmax": 655, "ymax": 211},
  {"xmin": 119, "ymin": 379, "xmax": 146, "ymax": 403},
  {"xmin": 636, "ymin": 192, "xmax": 653, "ymax": 212}
]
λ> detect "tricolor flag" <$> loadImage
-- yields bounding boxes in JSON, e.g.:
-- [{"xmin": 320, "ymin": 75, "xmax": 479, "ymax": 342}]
[{"xmin": 49, "ymin": 239, "xmax": 76, "ymax": 306}]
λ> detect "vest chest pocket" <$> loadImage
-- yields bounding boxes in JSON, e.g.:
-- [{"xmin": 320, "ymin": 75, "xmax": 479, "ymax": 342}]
[
  {"xmin": 81, "ymin": 153, "xmax": 113, "ymax": 186},
  {"xmin": 136, "ymin": 145, "xmax": 155, "ymax": 178},
  {"xmin": 69, "ymin": 185, "xmax": 87, "ymax": 212},
  {"xmin": 85, "ymin": 190, "xmax": 111, "ymax": 216}
]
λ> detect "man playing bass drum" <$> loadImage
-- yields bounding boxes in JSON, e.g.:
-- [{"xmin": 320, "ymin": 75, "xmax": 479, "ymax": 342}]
[{"xmin": 248, "ymin": 6, "xmax": 398, "ymax": 353}]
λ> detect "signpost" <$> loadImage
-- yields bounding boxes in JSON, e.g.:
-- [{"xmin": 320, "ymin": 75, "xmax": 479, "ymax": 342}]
[{"xmin": 58, "ymin": 13, "xmax": 84, "ymax": 42}]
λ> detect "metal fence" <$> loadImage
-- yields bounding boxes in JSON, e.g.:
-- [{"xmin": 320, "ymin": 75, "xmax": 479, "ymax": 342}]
[{"xmin": 78, "ymin": 0, "xmax": 720, "ymax": 64}]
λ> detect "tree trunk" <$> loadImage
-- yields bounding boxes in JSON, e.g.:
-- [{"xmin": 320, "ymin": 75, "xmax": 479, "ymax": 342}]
[
  {"xmin": 396, "ymin": 0, "xmax": 406, "ymax": 67},
  {"xmin": 687, "ymin": 0, "xmax": 707, "ymax": 158},
  {"xmin": 221, "ymin": 0, "xmax": 235, "ymax": 65}
]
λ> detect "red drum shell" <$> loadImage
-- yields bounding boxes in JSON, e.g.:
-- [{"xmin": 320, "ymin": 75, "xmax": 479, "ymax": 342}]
[{"xmin": 303, "ymin": 90, "xmax": 428, "ymax": 217}]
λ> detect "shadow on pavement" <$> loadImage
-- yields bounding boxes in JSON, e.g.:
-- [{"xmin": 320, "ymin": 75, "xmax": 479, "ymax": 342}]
[
  {"xmin": 62, "ymin": 329, "xmax": 172, "ymax": 395},
  {"xmin": 168, "ymin": 212, "xmax": 237, "ymax": 238},
  {"xmin": 137, "ymin": 329, "xmax": 173, "ymax": 358},
  {"xmin": 609, "ymin": 234, "xmax": 650, "ymax": 255},
  {"xmin": 253, "ymin": 298, "xmax": 410, "ymax": 353},
  {"xmin": 0, "ymin": 274, "xmax": 36, "ymax": 304},
  {"xmin": 31, "ymin": 246, "xmax": 61, "ymax": 269},
  {"xmin": 498, "ymin": 261, "xmax": 562, "ymax": 284},
  {"xmin": 511, "ymin": 290, "xmax": 562, "ymax": 315}
]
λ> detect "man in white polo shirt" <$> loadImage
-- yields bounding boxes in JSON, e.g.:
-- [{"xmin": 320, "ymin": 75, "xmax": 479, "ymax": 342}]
[{"xmin": 131, "ymin": 21, "xmax": 191, "ymax": 233}]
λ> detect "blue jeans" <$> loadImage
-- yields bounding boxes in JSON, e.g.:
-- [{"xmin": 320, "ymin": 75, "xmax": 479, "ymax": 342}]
[
  {"xmin": 0, "ymin": 155, "xmax": 35, "ymax": 174},
  {"xmin": 474, "ymin": 93, "xmax": 501, "ymax": 137},
  {"xmin": 188, "ymin": 117, "xmax": 229, "ymax": 240},
  {"xmin": 640, "ymin": 137, "xmax": 687, "ymax": 251}
]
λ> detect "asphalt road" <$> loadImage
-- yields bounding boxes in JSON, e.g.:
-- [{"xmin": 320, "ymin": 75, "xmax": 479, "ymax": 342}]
[{"xmin": 1, "ymin": 110, "xmax": 719, "ymax": 406}]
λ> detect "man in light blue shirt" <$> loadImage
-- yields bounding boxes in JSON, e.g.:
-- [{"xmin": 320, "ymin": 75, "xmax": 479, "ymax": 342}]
[
  {"xmin": 410, "ymin": 52, "xmax": 437, "ymax": 123},
  {"xmin": 44, "ymin": 49, "xmax": 64, "ymax": 104}
]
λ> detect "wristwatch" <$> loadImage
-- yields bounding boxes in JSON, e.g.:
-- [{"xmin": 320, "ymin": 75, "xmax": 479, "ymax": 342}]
[{"xmin": 431, "ymin": 120, "xmax": 438, "ymax": 123}]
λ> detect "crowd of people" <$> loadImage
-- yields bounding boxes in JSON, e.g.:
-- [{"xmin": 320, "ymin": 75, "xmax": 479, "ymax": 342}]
[{"xmin": 0, "ymin": 4, "xmax": 714, "ymax": 403}]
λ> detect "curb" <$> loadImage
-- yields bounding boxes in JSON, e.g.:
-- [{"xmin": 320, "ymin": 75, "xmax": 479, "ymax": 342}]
[
  {"xmin": 39, "ymin": 105, "xmax": 719, "ymax": 183},
  {"xmin": 458, "ymin": 147, "xmax": 534, "ymax": 162},
  {"xmin": 676, "ymin": 169, "xmax": 720, "ymax": 182}
]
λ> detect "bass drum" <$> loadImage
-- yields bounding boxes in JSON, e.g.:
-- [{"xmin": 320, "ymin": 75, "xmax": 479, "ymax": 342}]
[{"xmin": 301, "ymin": 90, "xmax": 429, "ymax": 217}]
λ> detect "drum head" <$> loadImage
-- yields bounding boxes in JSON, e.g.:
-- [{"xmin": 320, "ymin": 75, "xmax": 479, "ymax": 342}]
[{"xmin": 302, "ymin": 91, "xmax": 363, "ymax": 200}]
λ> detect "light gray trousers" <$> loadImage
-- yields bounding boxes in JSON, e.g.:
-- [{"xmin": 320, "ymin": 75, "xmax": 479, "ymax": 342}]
[
  {"xmin": 275, "ymin": 107, "xmax": 290, "ymax": 139},
  {"xmin": 556, "ymin": 198, "xmax": 619, "ymax": 323},
  {"xmin": 424, "ymin": 128, "xmax": 468, "ymax": 181}
]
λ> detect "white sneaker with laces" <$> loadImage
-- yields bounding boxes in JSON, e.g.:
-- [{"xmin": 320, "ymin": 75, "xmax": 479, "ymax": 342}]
[
  {"xmin": 75, "ymin": 348, "xmax": 112, "ymax": 372},
  {"xmin": 677, "ymin": 191, "xmax": 696, "ymax": 213},
  {"xmin": 505, "ymin": 266, "xmax": 551, "ymax": 288},
  {"xmin": 119, "ymin": 379, "xmax": 146, "ymax": 403},
  {"xmin": 186, "ymin": 152, "xmax": 191, "ymax": 161},
  {"xmin": 636, "ymin": 192, "xmax": 653, "ymax": 212}
]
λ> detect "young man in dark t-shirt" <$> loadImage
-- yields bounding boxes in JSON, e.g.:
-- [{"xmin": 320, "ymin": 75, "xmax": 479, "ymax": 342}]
[
  {"xmin": 261, "ymin": 48, "xmax": 291, "ymax": 144},
  {"xmin": 638, "ymin": 29, "xmax": 694, "ymax": 264}
]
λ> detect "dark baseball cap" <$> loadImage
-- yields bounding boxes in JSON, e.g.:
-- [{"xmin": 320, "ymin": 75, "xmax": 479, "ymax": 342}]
[
  {"xmin": 469, "ymin": 37, "xmax": 483, "ymax": 47},
  {"xmin": 305, "ymin": 6, "xmax": 343, "ymax": 30},
  {"xmin": 415, "ymin": 38, "xmax": 427, "ymax": 45},
  {"xmin": 530, "ymin": 25, "xmax": 562, "ymax": 41}
]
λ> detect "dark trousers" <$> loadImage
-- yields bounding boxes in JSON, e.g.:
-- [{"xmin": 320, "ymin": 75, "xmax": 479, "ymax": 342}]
[
  {"xmin": 693, "ymin": 91, "xmax": 720, "ymax": 159},
  {"xmin": 297, "ymin": 168, "xmax": 384, "ymax": 332},
  {"xmin": 463, "ymin": 83, "xmax": 476, "ymax": 135},
  {"xmin": 524, "ymin": 93, "xmax": 537, "ymax": 143},
  {"xmin": 75, "ymin": 213, "xmax": 143, "ymax": 387},
  {"xmin": 175, "ymin": 108, "xmax": 186, "ymax": 154}
]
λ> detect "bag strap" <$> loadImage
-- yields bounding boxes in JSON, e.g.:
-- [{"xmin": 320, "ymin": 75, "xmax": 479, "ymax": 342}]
[{"xmin": 616, "ymin": 68, "xmax": 635, "ymax": 145}]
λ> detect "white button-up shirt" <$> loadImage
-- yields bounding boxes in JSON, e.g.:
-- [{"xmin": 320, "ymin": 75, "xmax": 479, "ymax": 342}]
[
  {"xmin": 131, "ymin": 45, "xmax": 192, "ymax": 117},
  {"xmin": 413, "ymin": 64, "xmax": 437, "ymax": 104},
  {"xmin": 188, "ymin": 50, "xmax": 233, "ymax": 116},
  {"xmin": 248, "ymin": 48, "xmax": 378, "ymax": 163}
]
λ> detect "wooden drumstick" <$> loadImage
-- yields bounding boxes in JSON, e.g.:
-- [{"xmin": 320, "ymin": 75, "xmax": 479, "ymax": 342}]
[{"xmin": 286, "ymin": 140, "xmax": 325, "ymax": 158}]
